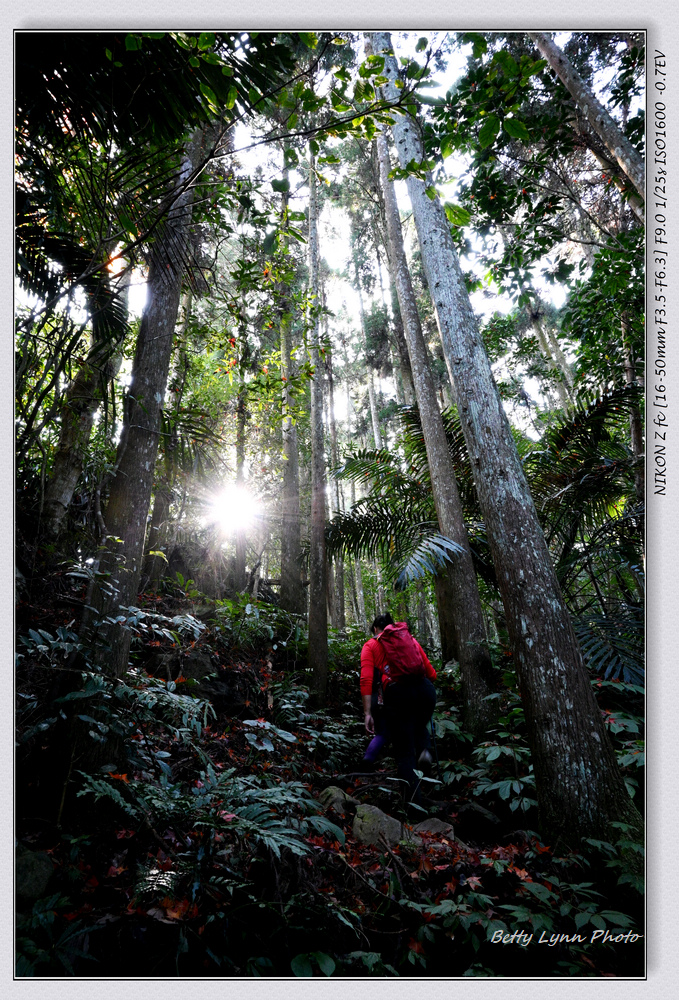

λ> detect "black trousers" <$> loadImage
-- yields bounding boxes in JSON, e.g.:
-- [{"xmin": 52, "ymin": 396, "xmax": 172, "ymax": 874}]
[{"xmin": 383, "ymin": 676, "xmax": 436, "ymax": 801}]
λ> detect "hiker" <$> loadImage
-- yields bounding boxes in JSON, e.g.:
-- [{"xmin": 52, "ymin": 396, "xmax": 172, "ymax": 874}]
[{"xmin": 360, "ymin": 613, "xmax": 437, "ymax": 801}]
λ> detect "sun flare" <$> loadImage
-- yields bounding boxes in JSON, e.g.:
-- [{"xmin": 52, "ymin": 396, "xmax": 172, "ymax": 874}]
[{"xmin": 207, "ymin": 485, "xmax": 262, "ymax": 535}]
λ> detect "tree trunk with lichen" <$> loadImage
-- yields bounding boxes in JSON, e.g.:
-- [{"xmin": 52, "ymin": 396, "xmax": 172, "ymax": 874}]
[
  {"xmin": 278, "ymin": 151, "xmax": 305, "ymax": 615},
  {"xmin": 374, "ymin": 122, "xmax": 497, "ymax": 737},
  {"xmin": 325, "ymin": 346, "xmax": 346, "ymax": 629},
  {"xmin": 371, "ymin": 31, "xmax": 642, "ymax": 848},
  {"xmin": 141, "ymin": 291, "xmax": 193, "ymax": 591},
  {"xmin": 307, "ymin": 149, "xmax": 329, "ymax": 705},
  {"xmin": 42, "ymin": 276, "xmax": 129, "ymax": 540},
  {"xmin": 528, "ymin": 31, "xmax": 645, "ymax": 207},
  {"xmin": 84, "ymin": 142, "xmax": 201, "ymax": 677}
]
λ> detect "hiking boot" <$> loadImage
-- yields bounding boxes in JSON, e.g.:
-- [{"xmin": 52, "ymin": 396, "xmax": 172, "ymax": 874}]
[{"xmin": 417, "ymin": 749, "xmax": 433, "ymax": 774}]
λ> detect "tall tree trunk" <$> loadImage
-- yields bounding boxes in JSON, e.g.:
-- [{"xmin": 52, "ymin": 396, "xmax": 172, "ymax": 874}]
[
  {"xmin": 142, "ymin": 291, "xmax": 193, "ymax": 591},
  {"xmin": 374, "ymin": 123, "xmax": 497, "ymax": 736},
  {"xmin": 278, "ymin": 152, "xmax": 305, "ymax": 615},
  {"xmin": 350, "ymin": 480, "xmax": 368, "ymax": 629},
  {"xmin": 525, "ymin": 299, "xmax": 572, "ymax": 409},
  {"xmin": 307, "ymin": 149, "xmax": 329, "ymax": 703},
  {"xmin": 433, "ymin": 571, "xmax": 460, "ymax": 665},
  {"xmin": 325, "ymin": 346, "xmax": 346, "ymax": 629},
  {"xmin": 85, "ymin": 143, "xmax": 199, "ymax": 676},
  {"xmin": 354, "ymin": 262, "xmax": 383, "ymax": 450},
  {"xmin": 528, "ymin": 31, "xmax": 645, "ymax": 206},
  {"xmin": 372, "ymin": 32, "xmax": 641, "ymax": 846},
  {"xmin": 234, "ymin": 388, "xmax": 248, "ymax": 593},
  {"xmin": 42, "ymin": 275, "xmax": 129, "ymax": 539},
  {"xmin": 388, "ymin": 281, "xmax": 415, "ymax": 405},
  {"xmin": 416, "ymin": 582, "xmax": 430, "ymax": 647},
  {"xmin": 373, "ymin": 559, "xmax": 386, "ymax": 612},
  {"xmin": 376, "ymin": 242, "xmax": 415, "ymax": 405}
]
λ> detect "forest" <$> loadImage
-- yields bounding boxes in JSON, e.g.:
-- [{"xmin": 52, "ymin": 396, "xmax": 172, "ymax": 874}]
[{"xmin": 15, "ymin": 30, "xmax": 645, "ymax": 979}]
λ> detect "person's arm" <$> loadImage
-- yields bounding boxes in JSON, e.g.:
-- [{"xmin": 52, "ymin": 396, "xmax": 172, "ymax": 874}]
[
  {"xmin": 360, "ymin": 641, "xmax": 377, "ymax": 733},
  {"xmin": 362, "ymin": 692, "xmax": 374, "ymax": 734}
]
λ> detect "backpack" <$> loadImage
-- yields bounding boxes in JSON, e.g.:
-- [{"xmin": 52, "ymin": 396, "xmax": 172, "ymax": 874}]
[{"xmin": 376, "ymin": 622, "xmax": 425, "ymax": 682}]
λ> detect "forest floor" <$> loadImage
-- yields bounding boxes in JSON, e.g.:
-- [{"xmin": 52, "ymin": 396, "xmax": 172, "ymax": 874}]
[{"xmin": 15, "ymin": 575, "xmax": 645, "ymax": 979}]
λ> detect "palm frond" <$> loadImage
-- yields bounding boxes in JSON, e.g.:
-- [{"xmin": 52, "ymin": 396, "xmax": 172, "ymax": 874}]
[
  {"xmin": 394, "ymin": 534, "xmax": 465, "ymax": 590},
  {"xmin": 572, "ymin": 604, "xmax": 644, "ymax": 684}
]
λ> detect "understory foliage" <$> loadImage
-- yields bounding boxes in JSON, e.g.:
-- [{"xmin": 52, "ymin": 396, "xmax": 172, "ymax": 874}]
[{"xmin": 16, "ymin": 580, "xmax": 643, "ymax": 978}]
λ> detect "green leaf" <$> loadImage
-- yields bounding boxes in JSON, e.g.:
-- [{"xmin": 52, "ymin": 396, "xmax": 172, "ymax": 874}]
[
  {"xmin": 299, "ymin": 32, "xmax": 318, "ymax": 49},
  {"xmin": 416, "ymin": 37, "xmax": 428, "ymax": 52},
  {"xmin": 198, "ymin": 32, "xmax": 215, "ymax": 50},
  {"xmin": 503, "ymin": 117, "xmax": 530, "ymax": 141},
  {"xmin": 291, "ymin": 954, "xmax": 314, "ymax": 977},
  {"xmin": 271, "ymin": 178, "xmax": 290, "ymax": 193},
  {"xmin": 478, "ymin": 114, "xmax": 500, "ymax": 148},
  {"xmin": 312, "ymin": 951, "xmax": 336, "ymax": 976},
  {"xmin": 463, "ymin": 32, "xmax": 488, "ymax": 58},
  {"xmin": 600, "ymin": 911, "xmax": 634, "ymax": 927},
  {"xmin": 424, "ymin": 185, "xmax": 437, "ymax": 201},
  {"xmin": 125, "ymin": 35, "xmax": 142, "ymax": 51},
  {"xmin": 224, "ymin": 86, "xmax": 238, "ymax": 110}
]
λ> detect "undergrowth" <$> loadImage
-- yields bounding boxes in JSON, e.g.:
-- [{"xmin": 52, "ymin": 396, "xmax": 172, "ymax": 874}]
[{"xmin": 15, "ymin": 581, "xmax": 644, "ymax": 978}]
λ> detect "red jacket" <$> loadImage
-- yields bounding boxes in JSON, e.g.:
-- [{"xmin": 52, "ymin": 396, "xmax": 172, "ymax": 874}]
[{"xmin": 360, "ymin": 629, "xmax": 436, "ymax": 696}]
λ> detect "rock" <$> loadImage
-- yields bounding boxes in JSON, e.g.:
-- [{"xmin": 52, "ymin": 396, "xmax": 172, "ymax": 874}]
[
  {"xmin": 16, "ymin": 845, "xmax": 53, "ymax": 902},
  {"xmin": 352, "ymin": 804, "xmax": 404, "ymax": 846},
  {"xmin": 147, "ymin": 648, "xmax": 216, "ymax": 682},
  {"xmin": 318, "ymin": 786, "xmax": 359, "ymax": 817},
  {"xmin": 181, "ymin": 649, "xmax": 215, "ymax": 680},
  {"xmin": 190, "ymin": 603, "xmax": 216, "ymax": 623},
  {"xmin": 412, "ymin": 817, "xmax": 455, "ymax": 838}
]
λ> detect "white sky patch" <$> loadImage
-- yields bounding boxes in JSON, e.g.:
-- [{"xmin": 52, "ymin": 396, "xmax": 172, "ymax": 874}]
[{"xmin": 127, "ymin": 278, "xmax": 148, "ymax": 317}]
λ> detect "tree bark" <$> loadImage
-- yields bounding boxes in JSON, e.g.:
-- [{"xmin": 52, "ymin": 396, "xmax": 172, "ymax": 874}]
[
  {"xmin": 141, "ymin": 291, "xmax": 193, "ymax": 591},
  {"xmin": 42, "ymin": 275, "xmax": 129, "ymax": 539},
  {"xmin": 85, "ymin": 142, "xmax": 200, "ymax": 676},
  {"xmin": 376, "ymin": 240, "xmax": 415, "ymax": 405},
  {"xmin": 325, "ymin": 346, "xmax": 346, "ymax": 629},
  {"xmin": 371, "ymin": 32, "xmax": 641, "ymax": 847},
  {"xmin": 353, "ymin": 260, "xmax": 383, "ymax": 450},
  {"xmin": 278, "ymin": 151, "xmax": 305, "ymax": 615},
  {"xmin": 307, "ymin": 149, "xmax": 329, "ymax": 704},
  {"xmin": 349, "ymin": 480, "xmax": 368, "ymax": 629},
  {"xmin": 525, "ymin": 299, "xmax": 572, "ymax": 409},
  {"xmin": 234, "ymin": 388, "xmax": 248, "ymax": 593},
  {"xmin": 528, "ymin": 31, "xmax": 645, "ymax": 206},
  {"xmin": 374, "ymin": 123, "xmax": 497, "ymax": 736},
  {"xmin": 388, "ymin": 281, "xmax": 416, "ymax": 405}
]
